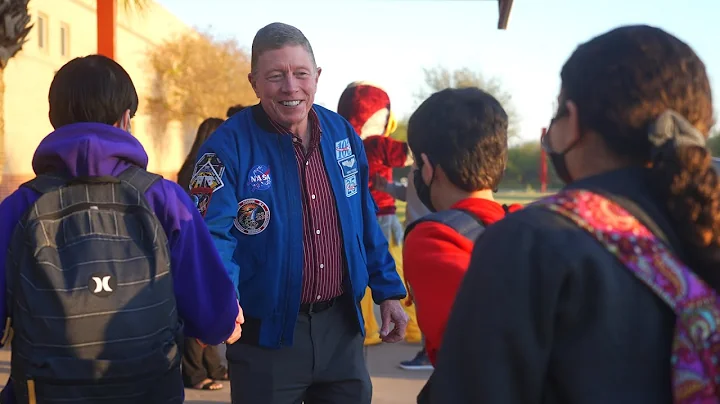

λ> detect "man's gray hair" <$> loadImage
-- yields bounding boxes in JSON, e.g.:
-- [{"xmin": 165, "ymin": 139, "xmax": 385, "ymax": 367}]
[{"xmin": 251, "ymin": 23, "xmax": 316, "ymax": 74}]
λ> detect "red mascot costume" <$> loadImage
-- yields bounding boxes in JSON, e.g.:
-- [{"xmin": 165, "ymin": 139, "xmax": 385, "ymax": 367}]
[{"xmin": 337, "ymin": 81, "xmax": 421, "ymax": 346}]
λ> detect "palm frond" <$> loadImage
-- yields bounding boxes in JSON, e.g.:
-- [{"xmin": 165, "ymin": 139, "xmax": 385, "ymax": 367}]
[
  {"xmin": 120, "ymin": 0, "xmax": 151, "ymax": 13},
  {"xmin": 0, "ymin": 0, "xmax": 32, "ymax": 68}
]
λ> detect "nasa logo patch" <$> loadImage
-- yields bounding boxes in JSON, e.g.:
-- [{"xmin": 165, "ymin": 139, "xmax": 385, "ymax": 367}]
[
  {"xmin": 344, "ymin": 174, "xmax": 358, "ymax": 197},
  {"xmin": 247, "ymin": 164, "xmax": 272, "ymax": 192},
  {"xmin": 233, "ymin": 198, "xmax": 271, "ymax": 235}
]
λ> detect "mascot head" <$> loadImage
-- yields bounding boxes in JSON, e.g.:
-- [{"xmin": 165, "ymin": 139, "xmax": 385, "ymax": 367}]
[{"xmin": 337, "ymin": 81, "xmax": 398, "ymax": 140}]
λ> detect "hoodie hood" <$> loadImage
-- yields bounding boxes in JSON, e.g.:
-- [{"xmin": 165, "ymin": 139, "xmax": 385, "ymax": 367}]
[{"xmin": 32, "ymin": 122, "xmax": 149, "ymax": 177}]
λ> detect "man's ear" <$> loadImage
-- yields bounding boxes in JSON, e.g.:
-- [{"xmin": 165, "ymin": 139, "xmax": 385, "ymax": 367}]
[
  {"xmin": 315, "ymin": 67, "xmax": 322, "ymax": 83},
  {"xmin": 248, "ymin": 73, "xmax": 260, "ymax": 98}
]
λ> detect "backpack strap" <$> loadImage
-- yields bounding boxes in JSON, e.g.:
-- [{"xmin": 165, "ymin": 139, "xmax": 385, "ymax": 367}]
[
  {"xmin": 536, "ymin": 189, "xmax": 720, "ymax": 402},
  {"xmin": 117, "ymin": 166, "xmax": 162, "ymax": 194},
  {"xmin": 20, "ymin": 167, "xmax": 161, "ymax": 196},
  {"xmin": 20, "ymin": 174, "xmax": 69, "ymax": 195},
  {"xmin": 404, "ymin": 209, "xmax": 485, "ymax": 243}
]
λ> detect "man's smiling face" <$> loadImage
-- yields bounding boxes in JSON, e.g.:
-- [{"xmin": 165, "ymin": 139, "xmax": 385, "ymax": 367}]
[{"xmin": 249, "ymin": 45, "xmax": 321, "ymax": 135}]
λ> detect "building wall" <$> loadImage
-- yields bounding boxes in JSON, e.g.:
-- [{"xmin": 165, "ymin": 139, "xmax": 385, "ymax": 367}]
[{"xmin": 1, "ymin": 0, "xmax": 193, "ymax": 198}]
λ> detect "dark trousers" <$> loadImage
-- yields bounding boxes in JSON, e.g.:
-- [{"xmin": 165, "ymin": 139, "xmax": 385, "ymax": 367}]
[
  {"xmin": 226, "ymin": 298, "xmax": 371, "ymax": 404},
  {"xmin": 181, "ymin": 338, "xmax": 227, "ymax": 386}
]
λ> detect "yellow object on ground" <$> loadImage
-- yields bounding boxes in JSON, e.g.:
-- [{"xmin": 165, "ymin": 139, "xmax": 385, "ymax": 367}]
[{"xmin": 362, "ymin": 236, "xmax": 421, "ymax": 345}]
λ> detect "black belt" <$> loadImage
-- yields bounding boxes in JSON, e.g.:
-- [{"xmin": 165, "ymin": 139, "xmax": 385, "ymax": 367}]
[{"xmin": 299, "ymin": 297, "xmax": 338, "ymax": 314}]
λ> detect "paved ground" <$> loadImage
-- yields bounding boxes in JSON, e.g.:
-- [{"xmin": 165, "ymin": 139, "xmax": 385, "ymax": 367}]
[{"xmin": 0, "ymin": 341, "xmax": 430, "ymax": 403}]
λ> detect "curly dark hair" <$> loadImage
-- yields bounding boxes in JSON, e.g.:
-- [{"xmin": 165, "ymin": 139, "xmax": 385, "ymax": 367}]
[
  {"xmin": 560, "ymin": 25, "xmax": 719, "ymax": 288},
  {"xmin": 407, "ymin": 87, "xmax": 509, "ymax": 192}
]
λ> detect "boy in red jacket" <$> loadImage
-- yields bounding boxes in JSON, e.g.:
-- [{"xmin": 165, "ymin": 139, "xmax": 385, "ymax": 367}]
[{"xmin": 403, "ymin": 87, "xmax": 521, "ymax": 365}]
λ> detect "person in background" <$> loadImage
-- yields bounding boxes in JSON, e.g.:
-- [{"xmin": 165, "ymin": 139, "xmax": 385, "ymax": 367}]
[
  {"xmin": 227, "ymin": 104, "xmax": 248, "ymax": 119},
  {"xmin": 192, "ymin": 23, "xmax": 408, "ymax": 404},
  {"xmin": 0, "ymin": 55, "xmax": 242, "ymax": 404},
  {"xmin": 176, "ymin": 117, "xmax": 229, "ymax": 391},
  {"xmin": 402, "ymin": 87, "xmax": 521, "ymax": 370},
  {"xmin": 420, "ymin": 25, "xmax": 720, "ymax": 404},
  {"xmin": 336, "ymin": 81, "xmax": 422, "ymax": 348}
]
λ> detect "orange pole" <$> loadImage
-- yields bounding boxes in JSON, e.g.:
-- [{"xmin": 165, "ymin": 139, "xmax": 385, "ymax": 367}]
[
  {"xmin": 97, "ymin": 0, "xmax": 117, "ymax": 60},
  {"xmin": 540, "ymin": 127, "xmax": 548, "ymax": 193}
]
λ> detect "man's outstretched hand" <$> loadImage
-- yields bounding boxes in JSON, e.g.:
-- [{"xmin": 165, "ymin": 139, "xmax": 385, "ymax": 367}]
[
  {"xmin": 379, "ymin": 299, "xmax": 408, "ymax": 343},
  {"xmin": 226, "ymin": 301, "xmax": 245, "ymax": 345}
]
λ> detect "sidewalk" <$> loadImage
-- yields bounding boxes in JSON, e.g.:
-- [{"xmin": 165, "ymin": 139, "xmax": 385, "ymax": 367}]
[{"xmin": 0, "ymin": 342, "xmax": 430, "ymax": 404}]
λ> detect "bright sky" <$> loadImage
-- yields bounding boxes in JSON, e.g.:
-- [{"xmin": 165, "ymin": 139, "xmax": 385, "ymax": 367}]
[{"xmin": 155, "ymin": 0, "xmax": 719, "ymax": 143}]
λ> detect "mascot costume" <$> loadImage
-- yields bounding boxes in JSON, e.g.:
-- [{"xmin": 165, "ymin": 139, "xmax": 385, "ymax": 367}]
[{"xmin": 337, "ymin": 81, "xmax": 421, "ymax": 345}]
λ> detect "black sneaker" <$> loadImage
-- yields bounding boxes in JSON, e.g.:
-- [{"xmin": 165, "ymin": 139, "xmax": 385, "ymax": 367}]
[{"xmin": 398, "ymin": 348, "xmax": 433, "ymax": 371}]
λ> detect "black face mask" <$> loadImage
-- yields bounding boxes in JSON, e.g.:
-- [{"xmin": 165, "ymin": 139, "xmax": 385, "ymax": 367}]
[
  {"xmin": 542, "ymin": 109, "xmax": 578, "ymax": 185},
  {"xmin": 548, "ymin": 150, "xmax": 573, "ymax": 184},
  {"xmin": 413, "ymin": 160, "xmax": 436, "ymax": 213}
]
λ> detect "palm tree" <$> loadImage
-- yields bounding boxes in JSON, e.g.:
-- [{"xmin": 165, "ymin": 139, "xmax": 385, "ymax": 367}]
[{"xmin": 0, "ymin": 0, "xmax": 31, "ymax": 184}]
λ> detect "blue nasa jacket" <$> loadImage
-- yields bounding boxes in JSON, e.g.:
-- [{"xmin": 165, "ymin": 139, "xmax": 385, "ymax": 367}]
[{"xmin": 194, "ymin": 104, "xmax": 406, "ymax": 348}]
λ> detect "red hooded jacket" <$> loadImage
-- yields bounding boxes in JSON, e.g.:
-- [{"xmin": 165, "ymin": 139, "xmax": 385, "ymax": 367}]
[{"xmin": 403, "ymin": 197, "xmax": 522, "ymax": 365}]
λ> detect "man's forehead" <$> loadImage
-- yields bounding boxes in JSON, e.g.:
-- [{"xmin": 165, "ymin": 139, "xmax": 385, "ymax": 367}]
[{"xmin": 257, "ymin": 46, "xmax": 314, "ymax": 70}]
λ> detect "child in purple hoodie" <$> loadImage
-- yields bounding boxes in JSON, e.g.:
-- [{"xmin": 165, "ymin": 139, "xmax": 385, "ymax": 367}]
[{"xmin": 0, "ymin": 55, "xmax": 242, "ymax": 403}]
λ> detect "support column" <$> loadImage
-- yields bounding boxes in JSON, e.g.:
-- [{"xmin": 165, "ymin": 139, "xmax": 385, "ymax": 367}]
[{"xmin": 97, "ymin": 0, "xmax": 117, "ymax": 60}]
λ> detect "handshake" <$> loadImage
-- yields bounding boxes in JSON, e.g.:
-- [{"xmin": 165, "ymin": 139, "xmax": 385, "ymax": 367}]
[{"xmin": 197, "ymin": 300, "xmax": 244, "ymax": 347}]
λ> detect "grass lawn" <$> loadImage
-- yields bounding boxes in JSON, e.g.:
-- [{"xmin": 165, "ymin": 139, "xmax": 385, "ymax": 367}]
[{"xmin": 395, "ymin": 190, "xmax": 548, "ymax": 225}]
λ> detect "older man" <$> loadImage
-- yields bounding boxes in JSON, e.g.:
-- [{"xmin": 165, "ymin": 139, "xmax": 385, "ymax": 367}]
[{"xmin": 189, "ymin": 22, "xmax": 409, "ymax": 404}]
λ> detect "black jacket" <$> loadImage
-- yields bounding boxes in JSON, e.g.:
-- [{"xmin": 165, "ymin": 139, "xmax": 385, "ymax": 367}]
[{"xmin": 419, "ymin": 167, "xmax": 691, "ymax": 404}]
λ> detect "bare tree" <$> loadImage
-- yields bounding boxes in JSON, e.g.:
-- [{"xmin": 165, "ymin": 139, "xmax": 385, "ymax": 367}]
[
  {"xmin": 145, "ymin": 30, "xmax": 257, "ymax": 153},
  {"xmin": 415, "ymin": 66, "xmax": 519, "ymax": 139}
]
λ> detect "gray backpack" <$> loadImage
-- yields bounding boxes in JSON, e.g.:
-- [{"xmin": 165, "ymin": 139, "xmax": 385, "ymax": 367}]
[
  {"xmin": 404, "ymin": 209, "xmax": 486, "ymax": 243},
  {"xmin": 4, "ymin": 166, "xmax": 182, "ymax": 404}
]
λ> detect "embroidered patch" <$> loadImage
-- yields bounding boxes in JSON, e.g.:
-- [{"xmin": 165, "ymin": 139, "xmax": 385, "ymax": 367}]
[
  {"xmin": 344, "ymin": 174, "xmax": 358, "ymax": 197},
  {"xmin": 337, "ymin": 155, "xmax": 358, "ymax": 177},
  {"xmin": 247, "ymin": 164, "xmax": 272, "ymax": 192},
  {"xmin": 233, "ymin": 198, "xmax": 271, "ymax": 235},
  {"xmin": 190, "ymin": 153, "xmax": 225, "ymax": 192},
  {"xmin": 190, "ymin": 187, "xmax": 213, "ymax": 218},
  {"xmin": 335, "ymin": 138, "xmax": 353, "ymax": 160}
]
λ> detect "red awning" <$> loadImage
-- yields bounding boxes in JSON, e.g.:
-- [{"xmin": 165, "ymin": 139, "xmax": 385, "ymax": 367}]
[{"xmin": 498, "ymin": 0, "xmax": 514, "ymax": 30}]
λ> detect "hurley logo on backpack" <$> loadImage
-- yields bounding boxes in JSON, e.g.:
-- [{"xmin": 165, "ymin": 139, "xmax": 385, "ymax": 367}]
[
  {"xmin": 538, "ymin": 189, "xmax": 720, "ymax": 403},
  {"xmin": 3, "ymin": 166, "xmax": 182, "ymax": 404}
]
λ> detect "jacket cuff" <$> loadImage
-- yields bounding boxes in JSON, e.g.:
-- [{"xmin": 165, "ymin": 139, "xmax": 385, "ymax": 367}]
[{"xmin": 378, "ymin": 295, "xmax": 406, "ymax": 303}]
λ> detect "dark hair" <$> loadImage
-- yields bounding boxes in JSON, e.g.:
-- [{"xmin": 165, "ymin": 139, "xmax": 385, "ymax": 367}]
[
  {"xmin": 560, "ymin": 25, "xmax": 720, "ymax": 288},
  {"xmin": 177, "ymin": 118, "xmax": 224, "ymax": 190},
  {"xmin": 48, "ymin": 55, "xmax": 139, "ymax": 129},
  {"xmin": 226, "ymin": 104, "xmax": 247, "ymax": 118},
  {"xmin": 407, "ymin": 87, "xmax": 509, "ymax": 192},
  {"xmin": 251, "ymin": 22, "xmax": 315, "ymax": 74}
]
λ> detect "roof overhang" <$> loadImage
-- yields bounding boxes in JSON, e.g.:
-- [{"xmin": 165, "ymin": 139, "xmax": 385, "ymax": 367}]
[{"xmin": 498, "ymin": 0, "xmax": 514, "ymax": 30}]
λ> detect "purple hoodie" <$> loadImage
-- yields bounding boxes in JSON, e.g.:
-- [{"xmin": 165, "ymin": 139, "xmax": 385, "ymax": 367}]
[{"xmin": 0, "ymin": 123, "xmax": 239, "ymax": 400}]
